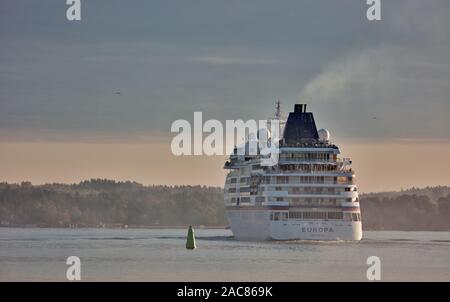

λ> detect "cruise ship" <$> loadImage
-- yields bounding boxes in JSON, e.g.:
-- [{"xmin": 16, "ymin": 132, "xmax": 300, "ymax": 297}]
[{"xmin": 224, "ymin": 102, "xmax": 362, "ymax": 241}]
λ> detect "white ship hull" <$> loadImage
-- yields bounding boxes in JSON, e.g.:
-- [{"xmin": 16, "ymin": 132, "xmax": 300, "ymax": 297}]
[
  {"xmin": 227, "ymin": 209, "xmax": 362, "ymax": 241},
  {"xmin": 223, "ymin": 103, "xmax": 363, "ymax": 242}
]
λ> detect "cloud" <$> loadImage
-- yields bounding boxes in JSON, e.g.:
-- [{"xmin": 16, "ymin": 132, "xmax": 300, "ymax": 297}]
[{"xmin": 0, "ymin": 0, "xmax": 449, "ymax": 143}]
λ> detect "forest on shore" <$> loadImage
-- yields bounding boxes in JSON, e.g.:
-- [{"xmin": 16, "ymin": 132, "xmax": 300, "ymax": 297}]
[{"xmin": 0, "ymin": 179, "xmax": 449, "ymax": 230}]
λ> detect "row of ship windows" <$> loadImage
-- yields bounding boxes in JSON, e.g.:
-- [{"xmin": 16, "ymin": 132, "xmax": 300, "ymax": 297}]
[
  {"xmin": 273, "ymin": 186, "xmax": 356, "ymax": 194},
  {"xmin": 270, "ymin": 212, "xmax": 361, "ymax": 222},
  {"xmin": 275, "ymin": 175, "xmax": 352, "ymax": 184},
  {"xmin": 228, "ymin": 187, "xmax": 265, "ymax": 194},
  {"xmin": 236, "ymin": 164, "xmax": 263, "ymax": 175},
  {"xmin": 279, "ymin": 164, "xmax": 340, "ymax": 172},
  {"xmin": 227, "ymin": 175, "xmax": 353, "ymax": 185},
  {"xmin": 279, "ymin": 152, "xmax": 336, "ymax": 161},
  {"xmin": 235, "ymin": 164, "xmax": 352, "ymax": 176},
  {"xmin": 228, "ymin": 186, "xmax": 356, "ymax": 196},
  {"xmin": 271, "ymin": 197, "xmax": 356, "ymax": 203},
  {"xmin": 228, "ymin": 197, "xmax": 358, "ymax": 205},
  {"xmin": 228, "ymin": 187, "xmax": 251, "ymax": 193},
  {"xmin": 230, "ymin": 197, "xmax": 252, "ymax": 204}
]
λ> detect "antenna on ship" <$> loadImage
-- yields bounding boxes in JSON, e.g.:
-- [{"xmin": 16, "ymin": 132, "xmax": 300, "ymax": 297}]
[
  {"xmin": 271, "ymin": 97, "xmax": 285, "ymax": 135},
  {"xmin": 275, "ymin": 97, "xmax": 281, "ymax": 120}
]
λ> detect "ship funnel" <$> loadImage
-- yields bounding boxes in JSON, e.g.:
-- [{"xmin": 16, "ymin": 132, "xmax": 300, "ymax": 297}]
[
  {"xmin": 282, "ymin": 104, "xmax": 319, "ymax": 144},
  {"xmin": 294, "ymin": 104, "xmax": 307, "ymax": 113}
]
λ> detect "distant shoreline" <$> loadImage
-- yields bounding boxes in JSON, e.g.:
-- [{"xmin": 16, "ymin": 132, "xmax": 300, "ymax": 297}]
[
  {"xmin": 2, "ymin": 225, "xmax": 450, "ymax": 232},
  {"xmin": 0, "ymin": 224, "xmax": 229, "ymax": 230},
  {"xmin": 1, "ymin": 181, "xmax": 450, "ymax": 232}
]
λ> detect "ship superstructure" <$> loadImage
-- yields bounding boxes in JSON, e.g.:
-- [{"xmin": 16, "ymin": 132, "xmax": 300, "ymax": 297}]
[{"xmin": 224, "ymin": 103, "xmax": 362, "ymax": 241}]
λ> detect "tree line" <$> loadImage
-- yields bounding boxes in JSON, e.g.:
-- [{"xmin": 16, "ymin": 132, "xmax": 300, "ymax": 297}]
[
  {"xmin": 0, "ymin": 180, "xmax": 226, "ymax": 227},
  {"xmin": 361, "ymin": 192, "xmax": 450, "ymax": 230},
  {"xmin": 0, "ymin": 179, "xmax": 449, "ymax": 230}
]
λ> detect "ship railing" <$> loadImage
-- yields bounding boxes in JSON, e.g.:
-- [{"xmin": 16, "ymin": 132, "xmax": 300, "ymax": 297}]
[
  {"xmin": 278, "ymin": 158, "xmax": 351, "ymax": 163},
  {"xmin": 264, "ymin": 169, "xmax": 354, "ymax": 175},
  {"xmin": 280, "ymin": 142, "xmax": 339, "ymax": 149},
  {"xmin": 278, "ymin": 159, "xmax": 337, "ymax": 163}
]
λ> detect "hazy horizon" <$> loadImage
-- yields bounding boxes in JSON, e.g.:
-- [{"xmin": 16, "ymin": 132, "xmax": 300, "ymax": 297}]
[{"xmin": 1, "ymin": 138, "xmax": 450, "ymax": 193}]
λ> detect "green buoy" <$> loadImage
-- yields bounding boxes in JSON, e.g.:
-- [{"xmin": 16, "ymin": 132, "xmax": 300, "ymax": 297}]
[{"xmin": 186, "ymin": 225, "xmax": 196, "ymax": 250}]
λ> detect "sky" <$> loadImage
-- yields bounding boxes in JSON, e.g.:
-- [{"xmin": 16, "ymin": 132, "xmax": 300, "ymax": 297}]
[{"xmin": 0, "ymin": 0, "xmax": 449, "ymax": 192}]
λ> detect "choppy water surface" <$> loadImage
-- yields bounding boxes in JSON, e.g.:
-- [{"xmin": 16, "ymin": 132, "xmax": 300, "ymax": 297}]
[{"xmin": 0, "ymin": 228, "xmax": 449, "ymax": 281}]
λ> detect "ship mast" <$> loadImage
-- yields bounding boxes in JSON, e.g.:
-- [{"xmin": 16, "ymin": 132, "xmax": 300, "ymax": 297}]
[
  {"xmin": 271, "ymin": 97, "xmax": 285, "ymax": 136},
  {"xmin": 275, "ymin": 97, "xmax": 282, "ymax": 121}
]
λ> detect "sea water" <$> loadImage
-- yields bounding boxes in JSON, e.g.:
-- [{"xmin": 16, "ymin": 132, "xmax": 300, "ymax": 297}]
[{"xmin": 0, "ymin": 228, "xmax": 449, "ymax": 281}]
